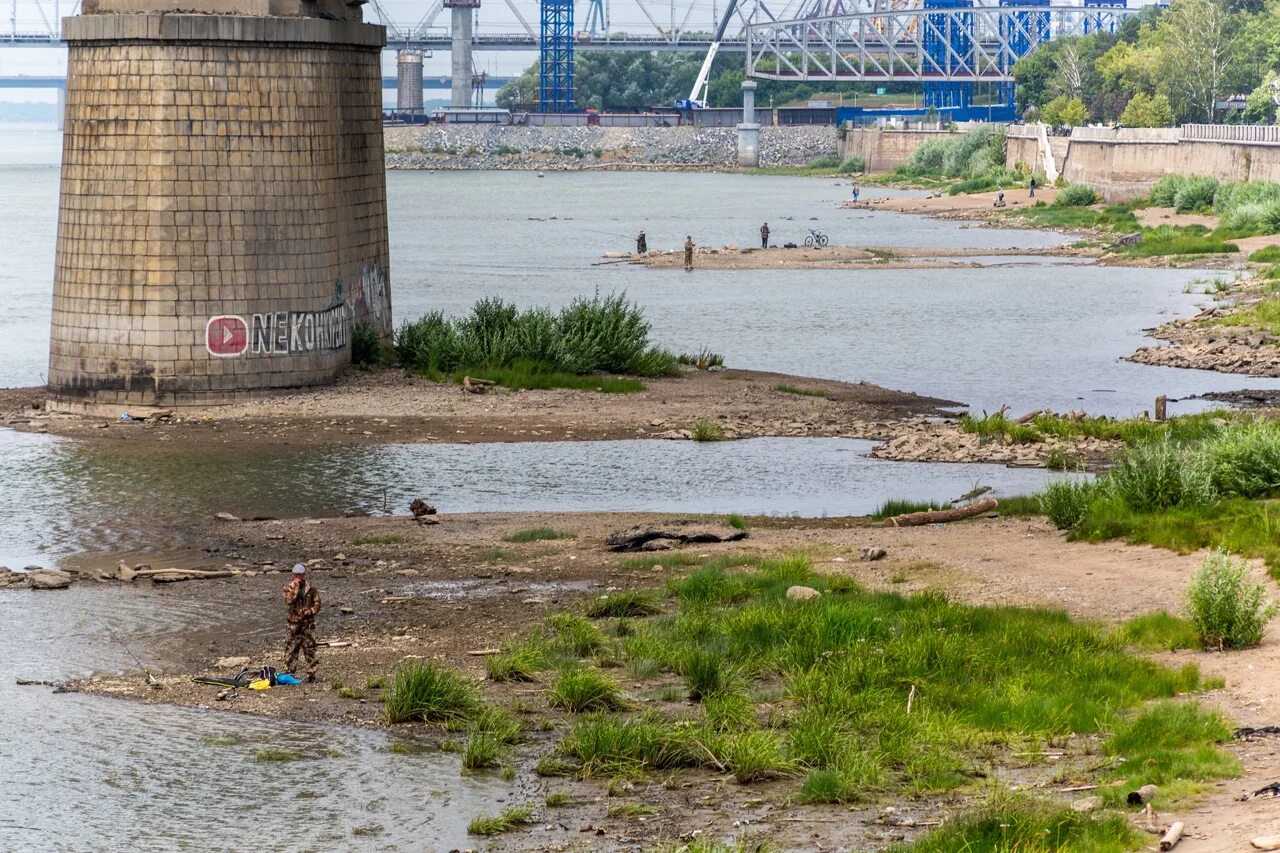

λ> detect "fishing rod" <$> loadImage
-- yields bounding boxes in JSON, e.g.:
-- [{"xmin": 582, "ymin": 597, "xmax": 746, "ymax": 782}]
[{"xmin": 97, "ymin": 618, "xmax": 158, "ymax": 685}]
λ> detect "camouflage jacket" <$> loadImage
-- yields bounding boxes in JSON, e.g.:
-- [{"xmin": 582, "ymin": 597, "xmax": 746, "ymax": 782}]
[{"xmin": 283, "ymin": 578, "xmax": 320, "ymax": 624}]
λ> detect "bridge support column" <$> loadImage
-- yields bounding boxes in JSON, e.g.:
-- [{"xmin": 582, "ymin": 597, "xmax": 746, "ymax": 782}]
[
  {"xmin": 737, "ymin": 80, "xmax": 760, "ymax": 168},
  {"xmin": 48, "ymin": 6, "xmax": 392, "ymax": 410},
  {"xmin": 446, "ymin": 0, "xmax": 479, "ymax": 108},
  {"xmin": 397, "ymin": 49, "xmax": 424, "ymax": 113}
]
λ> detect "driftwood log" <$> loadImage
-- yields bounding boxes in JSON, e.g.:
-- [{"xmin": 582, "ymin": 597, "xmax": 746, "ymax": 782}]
[
  {"xmin": 883, "ymin": 499, "xmax": 998, "ymax": 528},
  {"xmin": 462, "ymin": 376, "xmax": 496, "ymax": 394},
  {"xmin": 149, "ymin": 570, "xmax": 235, "ymax": 584},
  {"xmin": 1160, "ymin": 821, "xmax": 1185, "ymax": 850}
]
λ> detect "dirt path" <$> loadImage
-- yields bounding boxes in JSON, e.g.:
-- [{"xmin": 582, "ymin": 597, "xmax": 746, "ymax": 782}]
[
  {"xmin": 0, "ymin": 367, "xmax": 956, "ymax": 449},
  {"xmin": 622, "ymin": 243, "xmax": 1073, "ymax": 272},
  {"xmin": 61, "ymin": 508, "xmax": 1280, "ymax": 851}
]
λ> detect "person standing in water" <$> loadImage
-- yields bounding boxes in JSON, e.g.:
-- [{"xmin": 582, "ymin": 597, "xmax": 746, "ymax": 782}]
[
  {"xmin": 760, "ymin": 222, "xmax": 770, "ymax": 249},
  {"xmin": 636, "ymin": 230, "xmax": 647, "ymax": 254},
  {"xmin": 684, "ymin": 236, "xmax": 694, "ymax": 272}
]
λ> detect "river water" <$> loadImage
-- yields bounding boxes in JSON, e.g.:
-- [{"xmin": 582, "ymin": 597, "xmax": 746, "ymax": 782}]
[{"xmin": 0, "ymin": 122, "xmax": 1273, "ymax": 849}]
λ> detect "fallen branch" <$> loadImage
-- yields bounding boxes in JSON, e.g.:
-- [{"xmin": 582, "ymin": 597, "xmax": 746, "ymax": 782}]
[
  {"xmin": 317, "ymin": 640, "xmax": 353, "ymax": 648},
  {"xmin": 884, "ymin": 498, "xmax": 998, "ymax": 528},
  {"xmin": 467, "ymin": 648, "xmax": 503, "ymax": 656}
]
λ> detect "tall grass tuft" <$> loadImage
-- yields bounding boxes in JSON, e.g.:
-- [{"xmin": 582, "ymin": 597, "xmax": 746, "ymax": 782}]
[
  {"xmin": 691, "ymin": 418, "xmax": 726, "ymax": 442},
  {"xmin": 1039, "ymin": 479, "xmax": 1100, "ymax": 530},
  {"xmin": 467, "ymin": 804, "xmax": 535, "ymax": 836},
  {"xmin": 1186, "ymin": 550, "xmax": 1275, "ymax": 650},
  {"xmin": 384, "ymin": 662, "xmax": 482, "ymax": 724},
  {"xmin": 547, "ymin": 667, "xmax": 628, "ymax": 713},
  {"xmin": 395, "ymin": 293, "xmax": 678, "ymax": 381},
  {"xmin": 1054, "ymin": 184, "xmax": 1098, "ymax": 207},
  {"xmin": 585, "ymin": 591, "xmax": 663, "ymax": 619},
  {"xmin": 893, "ymin": 792, "xmax": 1139, "ymax": 852}
]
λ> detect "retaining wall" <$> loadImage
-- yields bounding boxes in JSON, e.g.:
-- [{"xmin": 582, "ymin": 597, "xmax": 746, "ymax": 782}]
[
  {"xmin": 1005, "ymin": 124, "xmax": 1280, "ymax": 201},
  {"xmin": 838, "ymin": 128, "xmax": 956, "ymax": 173}
]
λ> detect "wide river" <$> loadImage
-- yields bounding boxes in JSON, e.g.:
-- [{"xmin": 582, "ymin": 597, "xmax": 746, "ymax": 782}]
[{"xmin": 0, "ymin": 122, "xmax": 1273, "ymax": 850}]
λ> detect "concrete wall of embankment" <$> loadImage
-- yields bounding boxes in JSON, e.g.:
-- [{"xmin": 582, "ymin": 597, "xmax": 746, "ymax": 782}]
[
  {"xmin": 838, "ymin": 128, "xmax": 956, "ymax": 173},
  {"xmin": 1005, "ymin": 125, "xmax": 1280, "ymax": 202}
]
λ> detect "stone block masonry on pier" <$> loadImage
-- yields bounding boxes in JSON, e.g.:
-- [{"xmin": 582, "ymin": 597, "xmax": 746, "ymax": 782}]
[{"xmin": 48, "ymin": 3, "xmax": 393, "ymax": 411}]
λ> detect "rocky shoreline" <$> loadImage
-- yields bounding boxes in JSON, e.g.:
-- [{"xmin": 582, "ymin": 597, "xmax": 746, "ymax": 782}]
[
  {"xmin": 1129, "ymin": 303, "xmax": 1280, "ymax": 377},
  {"xmin": 383, "ymin": 125, "xmax": 838, "ymax": 170}
]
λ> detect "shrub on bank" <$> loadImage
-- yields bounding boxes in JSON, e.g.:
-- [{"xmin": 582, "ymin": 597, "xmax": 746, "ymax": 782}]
[
  {"xmin": 1186, "ymin": 549, "xmax": 1275, "ymax": 650},
  {"xmin": 1054, "ymin": 184, "xmax": 1098, "ymax": 207},
  {"xmin": 808, "ymin": 155, "xmax": 841, "ymax": 170},
  {"xmin": 395, "ymin": 293, "xmax": 678, "ymax": 380},
  {"xmin": 351, "ymin": 321, "xmax": 393, "ymax": 367},
  {"xmin": 1249, "ymin": 245, "xmax": 1280, "ymax": 263},
  {"xmin": 1039, "ymin": 479, "xmax": 1100, "ymax": 529},
  {"xmin": 838, "ymin": 154, "xmax": 866, "ymax": 173}
]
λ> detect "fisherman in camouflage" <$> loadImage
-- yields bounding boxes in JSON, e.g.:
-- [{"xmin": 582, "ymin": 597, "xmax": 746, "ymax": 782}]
[{"xmin": 283, "ymin": 564, "xmax": 321, "ymax": 682}]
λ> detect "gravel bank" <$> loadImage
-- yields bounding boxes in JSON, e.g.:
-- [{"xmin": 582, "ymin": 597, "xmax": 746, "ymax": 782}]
[{"xmin": 384, "ymin": 124, "xmax": 838, "ymax": 170}]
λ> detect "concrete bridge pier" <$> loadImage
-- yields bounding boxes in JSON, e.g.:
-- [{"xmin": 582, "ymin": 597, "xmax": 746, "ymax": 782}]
[
  {"xmin": 737, "ymin": 80, "xmax": 760, "ymax": 168},
  {"xmin": 397, "ymin": 49, "xmax": 424, "ymax": 113},
  {"xmin": 446, "ymin": 0, "xmax": 479, "ymax": 108}
]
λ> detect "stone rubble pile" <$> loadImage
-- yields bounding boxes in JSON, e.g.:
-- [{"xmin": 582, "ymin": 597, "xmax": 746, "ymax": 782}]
[{"xmin": 385, "ymin": 125, "xmax": 838, "ymax": 170}]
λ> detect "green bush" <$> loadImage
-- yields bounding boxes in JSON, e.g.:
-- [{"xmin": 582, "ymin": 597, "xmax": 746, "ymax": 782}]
[
  {"xmin": 547, "ymin": 667, "xmax": 627, "ymax": 712},
  {"xmin": 1186, "ymin": 549, "xmax": 1275, "ymax": 650},
  {"xmin": 395, "ymin": 293, "xmax": 677, "ymax": 379},
  {"xmin": 1106, "ymin": 440, "xmax": 1216, "ymax": 512},
  {"xmin": 1250, "ymin": 245, "xmax": 1280, "ymax": 263},
  {"xmin": 1149, "ymin": 175, "xmax": 1186, "ymax": 207},
  {"xmin": 904, "ymin": 127, "xmax": 1003, "ymax": 179},
  {"xmin": 1173, "ymin": 175, "xmax": 1219, "ymax": 212},
  {"xmin": 352, "ymin": 321, "xmax": 391, "ymax": 367},
  {"xmin": 838, "ymin": 154, "xmax": 866, "ymax": 174},
  {"xmin": 1054, "ymin": 184, "xmax": 1098, "ymax": 207},
  {"xmin": 808, "ymin": 155, "xmax": 841, "ymax": 170},
  {"xmin": 1203, "ymin": 422, "xmax": 1280, "ymax": 498},
  {"xmin": 1039, "ymin": 479, "xmax": 1100, "ymax": 530}
]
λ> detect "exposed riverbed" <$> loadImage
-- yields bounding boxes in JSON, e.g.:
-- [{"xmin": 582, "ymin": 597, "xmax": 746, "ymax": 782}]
[{"xmin": 2, "ymin": 123, "xmax": 1277, "ymax": 851}]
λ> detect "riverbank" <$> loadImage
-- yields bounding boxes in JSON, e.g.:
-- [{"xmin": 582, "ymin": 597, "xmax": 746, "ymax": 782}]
[
  {"xmin": 384, "ymin": 125, "xmax": 838, "ymax": 170},
  {"xmin": 63, "ymin": 507, "xmax": 1280, "ymax": 852},
  {"xmin": 0, "ymin": 368, "xmax": 955, "ymax": 448},
  {"xmin": 1130, "ymin": 277, "xmax": 1280, "ymax": 377}
]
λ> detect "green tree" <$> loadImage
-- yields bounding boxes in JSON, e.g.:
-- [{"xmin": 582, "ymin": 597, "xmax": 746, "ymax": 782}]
[
  {"xmin": 1060, "ymin": 96, "xmax": 1090, "ymax": 126},
  {"xmin": 1119, "ymin": 91, "xmax": 1175, "ymax": 126}
]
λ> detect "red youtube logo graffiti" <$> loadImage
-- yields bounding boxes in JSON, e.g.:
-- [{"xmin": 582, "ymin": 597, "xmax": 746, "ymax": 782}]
[{"xmin": 206, "ymin": 315, "xmax": 249, "ymax": 357}]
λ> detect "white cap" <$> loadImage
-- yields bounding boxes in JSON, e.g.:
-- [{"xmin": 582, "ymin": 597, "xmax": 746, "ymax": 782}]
[{"xmin": 292, "ymin": 564, "xmax": 306, "ymax": 575}]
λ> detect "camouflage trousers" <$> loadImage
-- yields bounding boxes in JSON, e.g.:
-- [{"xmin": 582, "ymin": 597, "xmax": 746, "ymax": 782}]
[{"xmin": 284, "ymin": 619, "xmax": 318, "ymax": 678}]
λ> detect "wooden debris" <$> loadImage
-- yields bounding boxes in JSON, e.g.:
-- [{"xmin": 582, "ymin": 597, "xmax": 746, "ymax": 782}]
[
  {"xmin": 462, "ymin": 376, "xmax": 497, "ymax": 394},
  {"xmin": 884, "ymin": 498, "xmax": 998, "ymax": 528},
  {"xmin": 605, "ymin": 523, "xmax": 747, "ymax": 552},
  {"xmin": 318, "ymin": 640, "xmax": 353, "ymax": 648},
  {"xmin": 467, "ymin": 648, "xmax": 503, "ymax": 656},
  {"xmin": 1159, "ymin": 821, "xmax": 1184, "ymax": 850}
]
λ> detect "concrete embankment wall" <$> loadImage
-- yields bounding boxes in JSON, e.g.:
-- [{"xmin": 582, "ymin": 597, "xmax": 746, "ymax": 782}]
[
  {"xmin": 384, "ymin": 124, "xmax": 838, "ymax": 169},
  {"xmin": 1006, "ymin": 125, "xmax": 1280, "ymax": 201},
  {"xmin": 838, "ymin": 128, "xmax": 955, "ymax": 173}
]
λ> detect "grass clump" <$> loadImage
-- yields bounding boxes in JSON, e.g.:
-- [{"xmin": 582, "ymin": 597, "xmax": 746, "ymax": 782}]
[
  {"xmin": 1054, "ymin": 184, "xmax": 1098, "ymax": 207},
  {"xmin": 607, "ymin": 802, "xmax": 661, "ymax": 818},
  {"xmin": 1186, "ymin": 549, "xmax": 1275, "ymax": 650},
  {"xmin": 545, "ymin": 791, "xmax": 571, "ymax": 807},
  {"xmin": 461, "ymin": 731, "xmax": 504, "ymax": 770},
  {"xmin": 893, "ymin": 792, "xmax": 1139, "ymax": 852},
  {"xmin": 467, "ymin": 804, "xmax": 535, "ymax": 836},
  {"xmin": 384, "ymin": 661, "xmax": 482, "ymax": 724},
  {"xmin": 959, "ymin": 411, "xmax": 1041, "ymax": 444},
  {"xmin": 548, "ymin": 613, "xmax": 609, "ymax": 657},
  {"xmin": 487, "ymin": 635, "xmax": 554, "ymax": 682},
  {"xmin": 691, "ymin": 418, "xmax": 726, "ymax": 442},
  {"xmin": 1012, "ymin": 203, "xmax": 1137, "ymax": 232},
  {"xmin": 547, "ymin": 667, "xmax": 627, "ymax": 713},
  {"xmin": 677, "ymin": 348, "xmax": 725, "ymax": 370},
  {"xmin": 1213, "ymin": 296, "xmax": 1280, "ymax": 336},
  {"xmin": 1038, "ymin": 479, "xmax": 1101, "ymax": 529},
  {"xmin": 395, "ymin": 293, "xmax": 677, "ymax": 384},
  {"xmin": 727, "ymin": 513, "xmax": 748, "ymax": 531},
  {"xmin": 255, "ymin": 748, "xmax": 302, "ymax": 762},
  {"xmin": 838, "ymin": 154, "xmax": 866, "ymax": 174},
  {"xmin": 774, "ymin": 383, "xmax": 829, "ymax": 398},
  {"xmin": 585, "ymin": 591, "xmax": 663, "ymax": 619},
  {"xmin": 808, "ymin": 155, "xmax": 841, "ymax": 170},
  {"xmin": 871, "ymin": 498, "xmax": 948, "ymax": 520},
  {"xmin": 535, "ymin": 753, "xmax": 577, "ymax": 777},
  {"xmin": 349, "ymin": 533, "xmax": 405, "ymax": 546},
  {"xmin": 1116, "ymin": 611, "xmax": 1201, "ymax": 652},
  {"xmin": 1250, "ymin": 245, "xmax": 1280, "ymax": 263},
  {"xmin": 503, "ymin": 527, "xmax": 574, "ymax": 543}
]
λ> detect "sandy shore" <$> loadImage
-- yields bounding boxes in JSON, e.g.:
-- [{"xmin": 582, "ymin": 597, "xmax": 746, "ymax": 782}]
[
  {"xmin": 57, "ymin": 507, "xmax": 1280, "ymax": 852},
  {"xmin": 620, "ymin": 243, "xmax": 1075, "ymax": 272}
]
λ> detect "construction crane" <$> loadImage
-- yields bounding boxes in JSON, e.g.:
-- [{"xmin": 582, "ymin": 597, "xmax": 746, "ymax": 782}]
[{"xmin": 674, "ymin": 0, "xmax": 740, "ymax": 109}]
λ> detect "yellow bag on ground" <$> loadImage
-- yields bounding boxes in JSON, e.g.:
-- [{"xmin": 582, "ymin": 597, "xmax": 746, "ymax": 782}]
[{"xmin": 248, "ymin": 679, "xmax": 271, "ymax": 691}]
